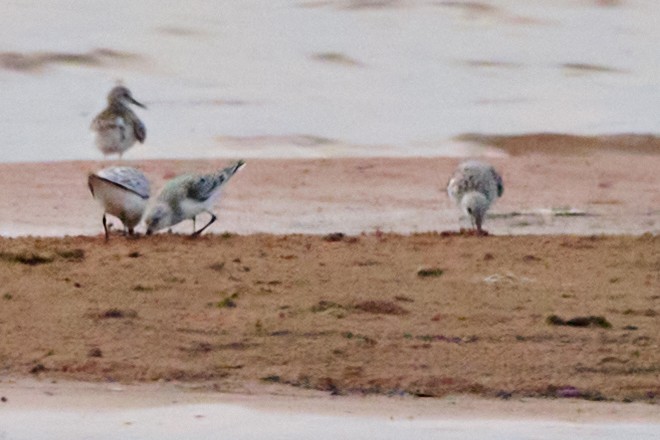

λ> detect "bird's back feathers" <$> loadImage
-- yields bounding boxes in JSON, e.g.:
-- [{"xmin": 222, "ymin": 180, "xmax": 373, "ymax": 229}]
[
  {"xmin": 186, "ymin": 160, "xmax": 246, "ymax": 202},
  {"xmin": 447, "ymin": 160, "xmax": 503, "ymax": 205},
  {"xmin": 89, "ymin": 166, "xmax": 150, "ymax": 199}
]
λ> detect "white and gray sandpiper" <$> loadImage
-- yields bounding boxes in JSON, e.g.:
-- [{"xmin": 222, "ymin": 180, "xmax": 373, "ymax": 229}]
[
  {"xmin": 91, "ymin": 86, "xmax": 147, "ymax": 159},
  {"xmin": 447, "ymin": 160, "xmax": 504, "ymax": 234},
  {"xmin": 88, "ymin": 166, "xmax": 151, "ymax": 240},
  {"xmin": 144, "ymin": 160, "xmax": 246, "ymax": 236}
]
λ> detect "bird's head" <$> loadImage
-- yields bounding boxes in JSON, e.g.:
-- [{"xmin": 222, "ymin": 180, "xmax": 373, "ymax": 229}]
[
  {"xmin": 144, "ymin": 203, "xmax": 172, "ymax": 235},
  {"xmin": 108, "ymin": 86, "xmax": 146, "ymax": 109}
]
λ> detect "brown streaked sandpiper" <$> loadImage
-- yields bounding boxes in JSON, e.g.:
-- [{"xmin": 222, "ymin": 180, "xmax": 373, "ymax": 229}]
[{"xmin": 91, "ymin": 86, "xmax": 147, "ymax": 158}]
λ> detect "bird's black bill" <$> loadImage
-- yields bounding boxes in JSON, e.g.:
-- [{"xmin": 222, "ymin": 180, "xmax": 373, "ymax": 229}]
[{"xmin": 130, "ymin": 97, "xmax": 147, "ymax": 109}]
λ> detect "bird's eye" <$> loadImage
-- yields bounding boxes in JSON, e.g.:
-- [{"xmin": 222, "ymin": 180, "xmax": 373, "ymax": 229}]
[{"xmin": 467, "ymin": 207, "xmax": 473, "ymax": 214}]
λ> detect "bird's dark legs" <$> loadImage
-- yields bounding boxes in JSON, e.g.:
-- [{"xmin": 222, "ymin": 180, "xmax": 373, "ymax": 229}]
[
  {"xmin": 192, "ymin": 212, "xmax": 217, "ymax": 236},
  {"xmin": 126, "ymin": 227, "xmax": 141, "ymax": 240},
  {"xmin": 467, "ymin": 214, "xmax": 487, "ymax": 236},
  {"xmin": 475, "ymin": 216, "xmax": 489, "ymax": 236},
  {"xmin": 192, "ymin": 216, "xmax": 196, "ymax": 234},
  {"xmin": 103, "ymin": 214, "xmax": 109, "ymax": 241}
]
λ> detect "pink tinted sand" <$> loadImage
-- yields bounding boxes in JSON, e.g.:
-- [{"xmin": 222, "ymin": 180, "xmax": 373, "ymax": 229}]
[{"xmin": 0, "ymin": 152, "xmax": 657, "ymax": 237}]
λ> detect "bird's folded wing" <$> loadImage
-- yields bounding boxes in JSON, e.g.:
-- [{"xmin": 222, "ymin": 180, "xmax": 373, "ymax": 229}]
[
  {"xmin": 186, "ymin": 174, "xmax": 221, "ymax": 202},
  {"xmin": 133, "ymin": 118, "xmax": 146, "ymax": 143},
  {"xmin": 96, "ymin": 167, "xmax": 150, "ymax": 199}
]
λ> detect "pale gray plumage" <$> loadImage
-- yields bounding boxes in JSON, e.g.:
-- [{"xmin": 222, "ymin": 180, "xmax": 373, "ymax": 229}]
[
  {"xmin": 91, "ymin": 86, "xmax": 146, "ymax": 158},
  {"xmin": 145, "ymin": 160, "xmax": 245, "ymax": 236},
  {"xmin": 88, "ymin": 166, "xmax": 151, "ymax": 240},
  {"xmin": 447, "ymin": 160, "xmax": 503, "ymax": 233}
]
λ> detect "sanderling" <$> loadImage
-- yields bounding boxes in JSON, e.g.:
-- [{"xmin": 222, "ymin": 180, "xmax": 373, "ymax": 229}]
[
  {"xmin": 88, "ymin": 166, "xmax": 151, "ymax": 240},
  {"xmin": 145, "ymin": 160, "xmax": 245, "ymax": 236},
  {"xmin": 447, "ymin": 160, "xmax": 503, "ymax": 234},
  {"xmin": 91, "ymin": 86, "xmax": 147, "ymax": 158}
]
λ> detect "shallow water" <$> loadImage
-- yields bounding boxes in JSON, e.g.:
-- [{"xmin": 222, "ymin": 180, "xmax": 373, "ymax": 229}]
[
  {"xmin": 2, "ymin": 403, "xmax": 660, "ymax": 440},
  {"xmin": 1, "ymin": 0, "xmax": 659, "ymax": 162}
]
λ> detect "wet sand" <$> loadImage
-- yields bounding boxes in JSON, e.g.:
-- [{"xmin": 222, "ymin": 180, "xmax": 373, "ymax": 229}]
[
  {"xmin": 0, "ymin": 380, "xmax": 659, "ymax": 440},
  {"xmin": 2, "ymin": 379, "xmax": 658, "ymax": 421},
  {"xmin": 0, "ymin": 138, "xmax": 658, "ymax": 237}
]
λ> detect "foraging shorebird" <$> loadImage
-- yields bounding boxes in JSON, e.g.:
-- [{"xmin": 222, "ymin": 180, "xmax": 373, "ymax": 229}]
[
  {"xmin": 91, "ymin": 86, "xmax": 146, "ymax": 158},
  {"xmin": 144, "ymin": 160, "xmax": 245, "ymax": 236},
  {"xmin": 88, "ymin": 166, "xmax": 151, "ymax": 240},
  {"xmin": 447, "ymin": 160, "xmax": 503, "ymax": 234}
]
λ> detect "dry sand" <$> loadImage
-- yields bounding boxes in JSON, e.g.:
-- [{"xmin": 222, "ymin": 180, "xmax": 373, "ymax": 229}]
[{"xmin": 0, "ymin": 232, "xmax": 657, "ymax": 403}]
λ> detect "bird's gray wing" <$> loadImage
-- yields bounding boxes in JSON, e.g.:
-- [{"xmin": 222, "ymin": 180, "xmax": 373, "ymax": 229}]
[
  {"xmin": 186, "ymin": 161, "xmax": 245, "ymax": 202},
  {"xmin": 96, "ymin": 166, "xmax": 150, "ymax": 199}
]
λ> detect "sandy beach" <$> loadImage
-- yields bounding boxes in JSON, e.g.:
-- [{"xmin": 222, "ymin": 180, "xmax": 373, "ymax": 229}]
[
  {"xmin": 1, "ymin": 1, "xmax": 660, "ymax": 437},
  {"xmin": 0, "ymin": 135, "xmax": 658, "ymax": 408}
]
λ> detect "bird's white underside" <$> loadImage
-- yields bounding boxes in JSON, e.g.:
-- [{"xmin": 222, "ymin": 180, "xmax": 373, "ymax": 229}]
[
  {"xmin": 94, "ymin": 116, "xmax": 136, "ymax": 156},
  {"xmin": 90, "ymin": 178, "xmax": 148, "ymax": 229}
]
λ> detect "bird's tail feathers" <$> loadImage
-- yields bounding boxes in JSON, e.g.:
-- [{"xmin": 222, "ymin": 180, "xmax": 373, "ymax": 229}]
[
  {"xmin": 208, "ymin": 160, "xmax": 246, "ymax": 190},
  {"xmin": 229, "ymin": 159, "xmax": 246, "ymax": 174},
  {"xmin": 217, "ymin": 160, "xmax": 245, "ymax": 180}
]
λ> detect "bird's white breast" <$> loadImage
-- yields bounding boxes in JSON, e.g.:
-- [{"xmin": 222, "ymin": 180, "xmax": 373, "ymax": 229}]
[
  {"xmin": 91, "ymin": 179, "xmax": 148, "ymax": 228},
  {"xmin": 94, "ymin": 116, "xmax": 136, "ymax": 154}
]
